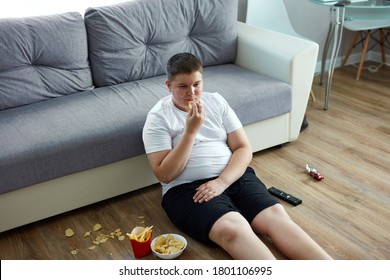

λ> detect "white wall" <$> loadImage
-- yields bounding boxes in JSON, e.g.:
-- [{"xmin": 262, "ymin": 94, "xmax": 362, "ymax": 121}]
[{"xmin": 0, "ymin": 0, "xmax": 129, "ymax": 18}]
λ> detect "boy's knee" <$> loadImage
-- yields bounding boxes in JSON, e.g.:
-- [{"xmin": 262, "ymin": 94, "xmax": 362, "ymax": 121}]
[
  {"xmin": 262, "ymin": 204, "xmax": 290, "ymax": 220},
  {"xmin": 251, "ymin": 204, "xmax": 292, "ymax": 233},
  {"xmin": 209, "ymin": 213, "xmax": 250, "ymax": 245}
]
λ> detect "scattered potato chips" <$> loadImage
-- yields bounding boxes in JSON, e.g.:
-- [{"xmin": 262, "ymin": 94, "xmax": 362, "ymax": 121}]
[
  {"xmin": 95, "ymin": 233, "xmax": 109, "ymax": 244},
  {"xmin": 152, "ymin": 234, "xmax": 185, "ymax": 254},
  {"xmin": 93, "ymin": 223, "xmax": 102, "ymax": 232},
  {"xmin": 64, "ymin": 223, "xmax": 127, "ymax": 257},
  {"xmin": 65, "ymin": 228, "xmax": 75, "ymax": 237}
]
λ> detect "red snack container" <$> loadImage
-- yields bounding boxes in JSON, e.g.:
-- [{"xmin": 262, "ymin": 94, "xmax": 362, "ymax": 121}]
[{"xmin": 129, "ymin": 226, "xmax": 153, "ymax": 258}]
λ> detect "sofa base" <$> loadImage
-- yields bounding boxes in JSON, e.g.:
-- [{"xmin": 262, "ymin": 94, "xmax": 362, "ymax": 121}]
[
  {"xmin": 0, "ymin": 154, "xmax": 158, "ymax": 233},
  {"xmin": 0, "ymin": 114, "xmax": 290, "ymax": 233}
]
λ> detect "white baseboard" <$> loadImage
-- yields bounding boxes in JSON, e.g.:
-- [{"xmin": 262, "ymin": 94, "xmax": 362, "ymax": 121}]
[{"xmin": 315, "ymin": 50, "xmax": 390, "ymax": 75}]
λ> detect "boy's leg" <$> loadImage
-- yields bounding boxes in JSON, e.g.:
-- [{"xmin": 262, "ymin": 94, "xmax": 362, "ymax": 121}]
[
  {"xmin": 250, "ymin": 204, "xmax": 333, "ymax": 260},
  {"xmin": 208, "ymin": 211, "xmax": 276, "ymax": 260}
]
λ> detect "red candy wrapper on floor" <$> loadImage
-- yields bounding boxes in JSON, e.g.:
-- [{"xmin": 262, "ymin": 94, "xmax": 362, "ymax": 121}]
[{"xmin": 305, "ymin": 164, "xmax": 324, "ymax": 181}]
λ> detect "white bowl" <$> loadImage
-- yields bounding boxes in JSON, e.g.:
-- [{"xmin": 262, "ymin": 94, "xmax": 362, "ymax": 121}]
[{"xmin": 150, "ymin": 233, "xmax": 187, "ymax": 259}]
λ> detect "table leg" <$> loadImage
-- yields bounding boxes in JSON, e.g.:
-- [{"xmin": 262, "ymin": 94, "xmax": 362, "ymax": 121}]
[
  {"xmin": 324, "ymin": 7, "xmax": 345, "ymax": 110},
  {"xmin": 320, "ymin": 20, "xmax": 334, "ymax": 86}
]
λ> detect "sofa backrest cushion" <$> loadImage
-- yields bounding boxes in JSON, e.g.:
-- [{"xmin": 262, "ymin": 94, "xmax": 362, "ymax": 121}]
[
  {"xmin": 0, "ymin": 12, "xmax": 93, "ymax": 110},
  {"xmin": 84, "ymin": 0, "xmax": 238, "ymax": 87}
]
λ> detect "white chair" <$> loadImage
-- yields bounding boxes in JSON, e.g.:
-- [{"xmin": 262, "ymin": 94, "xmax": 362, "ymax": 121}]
[
  {"xmin": 246, "ymin": 0, "xmax": 316, "ymax": 101},
  {"xmin": 246, "ymin": 0, "xmax": 299, "ymax": 36},
  {"xmin": 341, "ymin": 19, "xmax": 390, "ymax": 80}
]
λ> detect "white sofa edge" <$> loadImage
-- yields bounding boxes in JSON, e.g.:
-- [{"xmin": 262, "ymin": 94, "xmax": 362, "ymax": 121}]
[{"xmin": 235, "ymin": 21, "xmax": 319, "ymax": 141}]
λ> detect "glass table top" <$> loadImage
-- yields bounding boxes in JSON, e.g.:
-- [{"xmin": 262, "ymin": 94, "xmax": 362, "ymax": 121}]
[
  {"xmin": 309, "ymin": 0, "xmax": 390, "ymax": 8},
  {"xmin": 309, "ymin": 0, "xmax": 390, "ymax": 19}
]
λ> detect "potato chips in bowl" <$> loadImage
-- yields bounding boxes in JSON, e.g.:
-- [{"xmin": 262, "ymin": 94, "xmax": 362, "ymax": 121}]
[{"xmin": 151, "ymin": 233, "xmax": 187, "ymax": 259}]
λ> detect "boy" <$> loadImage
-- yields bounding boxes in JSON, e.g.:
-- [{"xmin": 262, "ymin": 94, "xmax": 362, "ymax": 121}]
[{"xmin": 142, "ymin": 53, "xmax": 332, "ymax": 259}]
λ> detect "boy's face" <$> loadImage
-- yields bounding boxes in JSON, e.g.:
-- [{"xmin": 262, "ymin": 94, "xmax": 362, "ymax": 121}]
[{"xmin": 166, "ymin": 71, "xmax": 203, "ymax": 112}]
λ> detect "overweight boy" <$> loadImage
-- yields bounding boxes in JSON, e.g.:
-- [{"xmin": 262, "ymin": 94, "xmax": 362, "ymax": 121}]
[{"xmin": 142, "ymin": 53, "xmax": 332, "ymax": 259}]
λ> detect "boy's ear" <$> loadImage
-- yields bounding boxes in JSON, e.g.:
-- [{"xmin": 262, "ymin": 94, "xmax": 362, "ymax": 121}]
[{"xmin": 165, "ymin": 80, "xmax": 172, "ymax": 92}]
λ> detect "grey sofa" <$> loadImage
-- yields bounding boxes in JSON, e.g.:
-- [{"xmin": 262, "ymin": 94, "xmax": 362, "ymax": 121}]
[{"xmin": 0, "ymin": 0, "xmax": 318, "ymax": 232}]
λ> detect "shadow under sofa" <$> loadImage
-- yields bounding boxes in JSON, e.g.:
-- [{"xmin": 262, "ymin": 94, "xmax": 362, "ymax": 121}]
[{"xmin": 0, "ymin": 0, "xmax": 318, "ymax": 232}]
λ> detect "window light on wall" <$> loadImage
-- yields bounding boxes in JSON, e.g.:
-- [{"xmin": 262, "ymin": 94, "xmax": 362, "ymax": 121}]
[{"xmin": 0, "ymin": 0, "xmax": 130, "ymax": 18}]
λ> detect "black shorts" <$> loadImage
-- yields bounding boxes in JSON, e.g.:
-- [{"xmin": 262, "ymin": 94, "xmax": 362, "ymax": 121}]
[{"xmin": 161, "ymin": 167, "xmax": 279, "ymax": 245}]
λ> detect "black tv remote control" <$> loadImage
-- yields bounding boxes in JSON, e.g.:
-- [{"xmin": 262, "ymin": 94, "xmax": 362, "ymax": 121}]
[{"xmin": 268, "ymin": 187, "xmax": 302, "ymax": 206}]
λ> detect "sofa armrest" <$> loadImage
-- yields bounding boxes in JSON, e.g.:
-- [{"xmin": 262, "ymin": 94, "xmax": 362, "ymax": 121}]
[{"xmin": 235, "ymin": 22, "xmax": 319, "ymax": 141}]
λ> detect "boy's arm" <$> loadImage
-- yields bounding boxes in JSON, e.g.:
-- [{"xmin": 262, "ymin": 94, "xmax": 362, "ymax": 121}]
[
  {"xmin": 220, "ymin": 127, "xmax": 253, "ymax": 186},
  {"xmin": 146, "ymin": 102, "xmax": 204, "ymax": 184},
  {"xmin": 146, "ymin": 131, "xmax": 196, "ymax": 184},
  {"xmin": 193, "ymin": 127, "xmax": 253, "ymax": 203}
]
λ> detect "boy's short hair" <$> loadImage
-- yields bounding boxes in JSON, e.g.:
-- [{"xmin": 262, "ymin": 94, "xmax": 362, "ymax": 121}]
[{"xmin": 166, "ymin": 53, "xmax": 203, "ymax": 81}]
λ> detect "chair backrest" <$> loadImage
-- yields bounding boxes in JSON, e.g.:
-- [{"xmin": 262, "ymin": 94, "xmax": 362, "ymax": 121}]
[{"xmin": 246, "ymin": 0, "xmax": 298, "ymax": 36}]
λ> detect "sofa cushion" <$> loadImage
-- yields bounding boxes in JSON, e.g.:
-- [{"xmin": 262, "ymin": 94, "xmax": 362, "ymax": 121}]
[
  {"xmin": 0, "ymin": 63, "xmax": 290, "ymax": 195},
  {"xmin": 0, "ymin": 12, "xmax": 93, "ymax": 110},
  {"xmin": 203, "ymin": 64, "xmax": 291, "ymax": 125},
  {"xmin": 0, "ymin": 75, "xmax": 168, "ymax": 195},
  {"xmin": 84, "ymin": 0, "xmax": 238, "ymax": 87}
]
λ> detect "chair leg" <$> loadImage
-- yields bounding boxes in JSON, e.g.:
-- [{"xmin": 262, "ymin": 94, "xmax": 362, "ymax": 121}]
[
  {"xmin": 356, "ymin": 30, "xmax": 371, "ymax": 81},
  {"xmin": 342, "ymin": 31, "xmax": 360, "ymax": 67},
  {"xmin": 310, "ymin": 88, "xmax": 315, "ymax": 102}
]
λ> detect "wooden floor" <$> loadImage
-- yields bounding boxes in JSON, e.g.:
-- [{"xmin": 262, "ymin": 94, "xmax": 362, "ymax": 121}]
[{"xmin": 0, "ymin": 64, "xmax": 389, "ymax": 260}]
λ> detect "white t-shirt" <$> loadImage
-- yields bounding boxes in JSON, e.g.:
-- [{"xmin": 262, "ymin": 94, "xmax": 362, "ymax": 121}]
[{"xmin": 142, "ymin": 92, "xmax": 242, "ymax": 195}]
